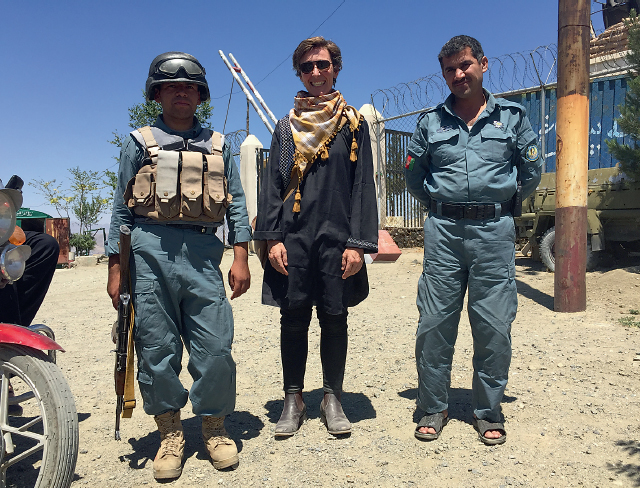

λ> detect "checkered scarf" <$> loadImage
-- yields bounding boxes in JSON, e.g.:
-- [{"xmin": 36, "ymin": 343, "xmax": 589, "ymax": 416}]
[
  {"xmin": 289, "ymin": 90, "xmax": 360, "ymax": 163},
  {"xmin": 287, "ymin": 90, "xmax": 362, "ymax": 212}
]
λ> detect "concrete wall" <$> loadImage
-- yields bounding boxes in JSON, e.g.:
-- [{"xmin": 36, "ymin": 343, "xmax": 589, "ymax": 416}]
[
  {"xmin": 359, "ymin": 104, "xmax": 386, "ymax": 228},
  {"xmin": 239, "ymin": 134, "xmax": 262, "ymax": 228}
]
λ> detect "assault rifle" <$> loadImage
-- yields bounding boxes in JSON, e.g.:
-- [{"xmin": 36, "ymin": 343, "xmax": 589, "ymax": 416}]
[{"xmin": 114, "ymin": 224, "xmax": 134, "ymax": 440}]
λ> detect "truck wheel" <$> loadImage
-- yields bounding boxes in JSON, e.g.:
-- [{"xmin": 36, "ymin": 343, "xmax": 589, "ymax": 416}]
[
  {"xmin": 539, "ymin": 227, "xmax": 599, "ymax": 272},
  {"xmin": 540, "ymin": 227, "xmax": 556, "ymax": 272}
]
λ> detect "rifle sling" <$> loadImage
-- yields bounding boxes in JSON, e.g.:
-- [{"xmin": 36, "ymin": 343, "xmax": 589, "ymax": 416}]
[{"xmin": 122, "ymin": 294, "xmax": 136, "ymax": 417}]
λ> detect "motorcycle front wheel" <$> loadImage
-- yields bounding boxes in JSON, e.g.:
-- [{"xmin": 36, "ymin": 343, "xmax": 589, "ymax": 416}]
[{"xmin": 0, "ymin": 345, "xmax": 78, "ymax": 488}]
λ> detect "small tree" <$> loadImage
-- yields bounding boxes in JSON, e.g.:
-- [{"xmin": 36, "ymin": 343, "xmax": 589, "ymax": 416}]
[
  {"xmin": 69, "ymin": 233, "xmax": 96, "ymax": 256},
  {"xmin": 28, "ymin": 179, "xmax": 74, "ymax": 219},
  {"xmin": 103, "ymin": 169, "xmax": 117, "ymax": 203},
  {"xmin": 68, "ymin": 167, "xmax": 110, "ymax": 235},
  {"xmin": 30, "ymin": 167, "xmax": 111, "ymax": 255},
  {"xmin": 607, "ymin": 11, "xmax": 640, "ymax": 181}
]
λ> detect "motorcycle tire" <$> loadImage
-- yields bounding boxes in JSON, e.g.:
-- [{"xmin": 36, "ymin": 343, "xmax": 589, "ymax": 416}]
[{"xmin": 0, "ymin": 344, "xmax": 78, "ymax": 488}]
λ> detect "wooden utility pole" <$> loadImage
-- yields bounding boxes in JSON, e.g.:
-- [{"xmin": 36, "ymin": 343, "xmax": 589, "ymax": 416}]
[{"xmin": 555, "ymin": 0, "xmax": 590, "ymax": 312}]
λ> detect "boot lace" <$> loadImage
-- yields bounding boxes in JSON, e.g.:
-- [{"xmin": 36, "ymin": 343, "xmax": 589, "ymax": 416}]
[
  {"xmin": 202, "ymin": 417, "xmax": 233, "ymax": 447},
  {"xmin": 156, "ymin": 415, "xmax": 183, "ymax": 456}
]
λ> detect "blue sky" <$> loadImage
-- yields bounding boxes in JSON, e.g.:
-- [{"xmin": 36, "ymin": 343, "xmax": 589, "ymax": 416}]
[{"xmin": 1, "ymin": 0, "xmax": 606, "ymax": 223}]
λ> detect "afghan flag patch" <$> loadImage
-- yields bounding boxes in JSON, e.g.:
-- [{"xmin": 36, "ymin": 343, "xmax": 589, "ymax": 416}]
[{"xmin": 405, "ymin": 155, "xmax": 415, "ymax": 171}]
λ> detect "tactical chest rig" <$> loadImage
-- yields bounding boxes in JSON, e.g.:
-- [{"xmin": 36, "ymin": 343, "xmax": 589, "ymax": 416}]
[{"xmin": 124, "ymin": 125, "xmax": 231, "ymax": 222}]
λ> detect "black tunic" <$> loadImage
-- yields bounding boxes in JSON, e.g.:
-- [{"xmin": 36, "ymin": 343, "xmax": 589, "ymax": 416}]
[{"xmin": 254, "ymin": 117, "xmax": 379, "ymax": 315}]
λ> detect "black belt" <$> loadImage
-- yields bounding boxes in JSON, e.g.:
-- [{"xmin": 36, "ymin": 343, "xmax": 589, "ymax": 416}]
[
  {"xmin": 166, "ymin": 224, "xmax": 218, "ymax": 234},
  {"xmin": 429, "ymin": 199, "xmax": 513, "ymax": 220}
]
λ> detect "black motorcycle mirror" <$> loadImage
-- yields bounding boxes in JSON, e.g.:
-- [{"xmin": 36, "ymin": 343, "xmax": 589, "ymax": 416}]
[{"xmin": 5, "ymin": 176, "xmax": 23, "ymax": 191}]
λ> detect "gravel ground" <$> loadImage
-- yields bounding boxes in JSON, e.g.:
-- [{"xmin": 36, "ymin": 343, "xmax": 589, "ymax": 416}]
[{"xmin": 16, "ymin": 248, "xmax": 640, "ymax": 487}]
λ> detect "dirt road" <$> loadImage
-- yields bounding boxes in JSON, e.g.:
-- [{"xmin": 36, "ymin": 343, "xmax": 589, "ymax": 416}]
[{"xmin": 24, "ymin": 249, "xmax": 640, "ymax": 487}]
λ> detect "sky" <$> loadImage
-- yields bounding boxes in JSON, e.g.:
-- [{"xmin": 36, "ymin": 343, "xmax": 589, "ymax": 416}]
[{"xmin": 1, "ymin": 0, "xmax": 607, "ymax": 227}]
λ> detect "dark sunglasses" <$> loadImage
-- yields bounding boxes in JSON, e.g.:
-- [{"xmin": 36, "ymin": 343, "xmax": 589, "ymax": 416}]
[
  {"xmin": 156, "ymin": 58, "xmax": 205, "ymax": 78},
  {"xmin": 299, "ymin": 60, "xmax": 332, "ymax": 74}
]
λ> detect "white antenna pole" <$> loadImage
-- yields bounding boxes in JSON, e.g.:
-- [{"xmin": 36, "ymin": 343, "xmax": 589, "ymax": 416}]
[
  {"xmin": 219, "ymin": 50, "xmax": 274, "ymax": 134},
  {"xmin": 228, "ymin": 53, "xmax": 278, "ymax": 124}
]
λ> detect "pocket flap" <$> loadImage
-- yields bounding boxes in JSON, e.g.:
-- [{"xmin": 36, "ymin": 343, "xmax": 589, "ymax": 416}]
[
  {"xmin": 205, "ymin": 154, "xmax": 226, "ymax": 204},
  {"xmin": 131, "ymin": 172, "xmax": 153, "ymax": 204},
  {"xmin": 427, "ymin": 128, "xmax": 459, "ymax": 144},
  {"xmin": 180, "ymin": 152, "xmax": 203, "ymax": 201},
  {"xmin": 480, "ymin": 125, "xmax": 509, "ymax": 140},
  {"xmin": 156, "ymin": 150, "xmax": 179, "ymax": 202}
]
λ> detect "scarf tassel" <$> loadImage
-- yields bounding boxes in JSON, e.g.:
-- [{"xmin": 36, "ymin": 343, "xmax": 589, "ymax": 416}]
[
  {"xmin": 292, "ymin": 162, "xmax": 304, "ymax": 213},
  {"xmin": 350, "ymin": 136, "xmax": 358, "ymax": 162},
  {"xmin": 293, "ymin": 187, "xmax": 302, "ymax": 213},
  {"xmin": 319, "ymin": 144, "xmax": 329, "ymax": 160}
]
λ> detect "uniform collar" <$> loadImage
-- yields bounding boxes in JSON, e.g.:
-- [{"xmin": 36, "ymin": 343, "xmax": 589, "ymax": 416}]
[
  {"xmin": 443, "ymin": 88, "xmax": 497, "ymax": 119},
  {"xmin": 155, "ymin": 115, "xmax": 203, "ymax": 139}
]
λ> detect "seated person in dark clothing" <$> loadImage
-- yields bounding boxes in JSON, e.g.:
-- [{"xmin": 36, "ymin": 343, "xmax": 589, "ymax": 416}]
[{"xmin": 0, "ymin": 231, "xmax": 59, "ymax": 326}]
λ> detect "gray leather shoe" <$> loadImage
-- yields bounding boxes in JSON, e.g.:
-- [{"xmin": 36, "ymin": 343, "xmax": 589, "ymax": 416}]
[
  {"xmin": 275, "ymin": 393, "xmax": 307, "ymax": 437},
  {"xmin": 320, "ymin": 393, "xmax": 351, "ymax": 435}
]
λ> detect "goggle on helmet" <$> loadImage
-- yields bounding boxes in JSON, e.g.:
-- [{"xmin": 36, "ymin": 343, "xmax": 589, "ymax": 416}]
[{"xmin": 145, "ymin": 52, "xmax": 210, "ymax": 102}]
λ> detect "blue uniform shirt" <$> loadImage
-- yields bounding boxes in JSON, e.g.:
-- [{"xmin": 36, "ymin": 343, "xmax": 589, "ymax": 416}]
[
  {"xmin": 405, "ymin": 89, "xmax": 542, "ymax": 207},
  {"xmin": 106, "ymin": 116, "xmax": 252, "ymax": 255}
]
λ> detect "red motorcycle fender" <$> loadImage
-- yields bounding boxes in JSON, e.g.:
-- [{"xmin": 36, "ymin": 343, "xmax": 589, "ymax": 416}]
[{"xmin": 0, "ymin": 323, "xmax": 64, "ymax": 352}]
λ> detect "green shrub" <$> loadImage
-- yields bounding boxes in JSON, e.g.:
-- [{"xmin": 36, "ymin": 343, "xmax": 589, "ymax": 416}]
[{"xmin": 69, "ymin": 233, "xmax": 96, "ymax": 256}]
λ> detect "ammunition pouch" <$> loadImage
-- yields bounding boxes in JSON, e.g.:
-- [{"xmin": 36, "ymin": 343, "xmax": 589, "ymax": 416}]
[{"xmin": 123, "ymin": 126, "xmax": 231, "ymax": 222}]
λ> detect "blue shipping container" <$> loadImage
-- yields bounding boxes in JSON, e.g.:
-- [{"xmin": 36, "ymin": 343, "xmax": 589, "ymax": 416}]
[{"xmin": 503, "ymin": 74, "xmax": 629, "ymax": 173}]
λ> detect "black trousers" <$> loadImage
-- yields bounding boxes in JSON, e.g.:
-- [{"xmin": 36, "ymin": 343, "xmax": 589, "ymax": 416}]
[
  {"xmin": 280, "ymin": 307, "xmax": 348, "ymax": 395},
  {"xmin": 0, "ymin": 231, "xmax": 59, "ymax": 326}
]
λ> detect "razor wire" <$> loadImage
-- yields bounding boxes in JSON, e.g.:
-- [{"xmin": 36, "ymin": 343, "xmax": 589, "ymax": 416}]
[
  {"xmin": 371, "ymin": 43, "xmax": 630, "ymax": 121},
  {"xmin": 224, "ymin": 129, "xmax": 249, "ymax": 157}
]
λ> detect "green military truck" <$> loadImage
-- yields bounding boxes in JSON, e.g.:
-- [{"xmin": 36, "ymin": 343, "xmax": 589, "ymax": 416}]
[{"xmin": 515, "ymin": 166, "xmax": 640, "ymax": 271}]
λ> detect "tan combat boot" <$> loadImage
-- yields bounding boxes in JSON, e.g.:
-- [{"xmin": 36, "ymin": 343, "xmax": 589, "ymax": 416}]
[
  {"xmin": 202, "ymin": 416, "xmax": 239, "ymax": 469},
  {"xmin": 153, "ymin": 410, "xmax": 185, "ymax": 479}
]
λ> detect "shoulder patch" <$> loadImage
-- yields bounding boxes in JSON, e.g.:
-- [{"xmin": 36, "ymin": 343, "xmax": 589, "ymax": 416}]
[
  {"xmin": 524, "ymin": 144, "xmax": 539, "ymax": 162},
  {"xmin": 405, "ymin": 154, "xmax": 415, "ymax": 171}
]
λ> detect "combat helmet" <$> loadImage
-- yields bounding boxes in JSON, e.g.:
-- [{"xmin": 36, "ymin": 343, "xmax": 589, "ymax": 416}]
[{"xmin": 145, "ymin": 52, "xmax": 210, "ymax": 102}]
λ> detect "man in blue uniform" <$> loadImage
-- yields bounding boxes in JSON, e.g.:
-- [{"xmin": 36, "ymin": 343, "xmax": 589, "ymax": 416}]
[
  {"xmin": 405, "ymin": 36, "xmax": 542, "ymax": 445},
  {"xmin": 106, "ymin": 52, "xmax": 252, "ymax": 479}
]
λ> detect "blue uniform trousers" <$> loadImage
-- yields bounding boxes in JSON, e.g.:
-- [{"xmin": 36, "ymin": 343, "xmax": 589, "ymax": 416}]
[
  {"xmin": 131, "ymin": 223, "xmax": 236, "ymax": 417},
  {"xmin": 415, "ymin": 213, "xmax": 516, "ymax": 421}
]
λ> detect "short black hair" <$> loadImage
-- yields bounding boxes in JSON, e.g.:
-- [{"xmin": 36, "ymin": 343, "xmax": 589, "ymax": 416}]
[{"xmin": 438, "ymin": 35, "xmax": 485, "ymax": 69}]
